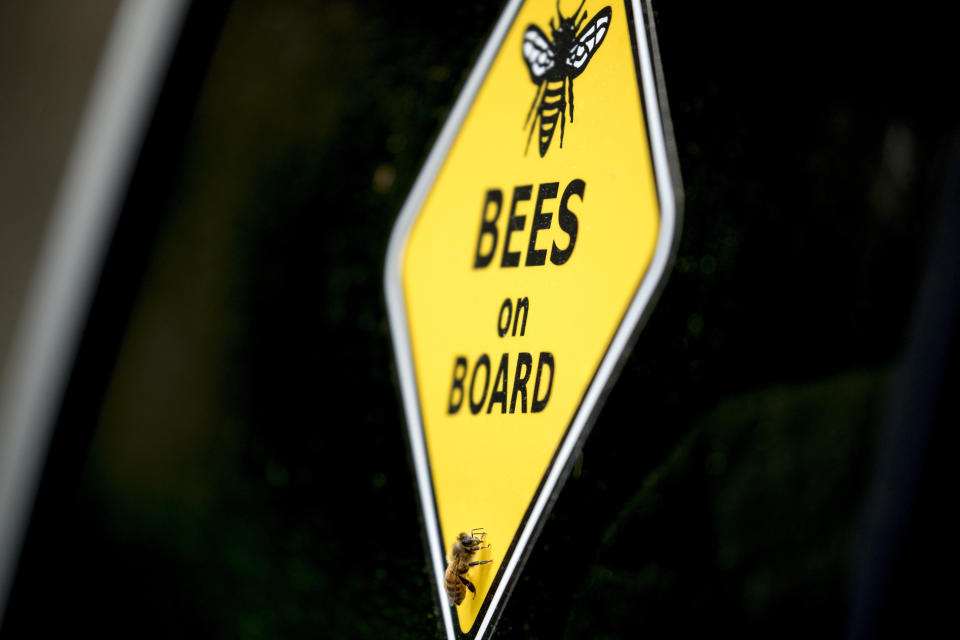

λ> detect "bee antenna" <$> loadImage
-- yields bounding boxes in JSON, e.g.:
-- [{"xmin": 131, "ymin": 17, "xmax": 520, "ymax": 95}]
[
  {"xmin": 575, "ymin": 0, "xmax": 587, "ymax": 19},
  {"xmin": 556, "ymin": 0, "xmax": 562, "ymax": 19}
]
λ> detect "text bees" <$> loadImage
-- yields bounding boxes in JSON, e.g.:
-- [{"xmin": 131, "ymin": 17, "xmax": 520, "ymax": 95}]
[{"xmin": 472, "ymin": 179, "xmax": 585, "ymax": 269}]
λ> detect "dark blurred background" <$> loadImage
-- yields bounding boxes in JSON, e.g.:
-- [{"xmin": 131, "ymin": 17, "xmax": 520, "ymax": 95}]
[{"xmin": 1, "ymin": 1, "xmax": 956, "ymax": 638}]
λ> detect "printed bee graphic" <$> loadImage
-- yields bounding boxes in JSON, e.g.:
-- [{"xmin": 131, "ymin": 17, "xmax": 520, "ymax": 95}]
[
  {"xmin": 444, "ymin": 528, "xmax": 492, "ymax": 606},
  {"xmin": 522, "ymin": 1, "xmax": 612, "ymax": 157}
]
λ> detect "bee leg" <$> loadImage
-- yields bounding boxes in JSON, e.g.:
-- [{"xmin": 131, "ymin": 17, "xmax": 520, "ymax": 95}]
[
  {"xmin": 559, "ymin": 96, "xmax": 566, "ymax": 149},
  {"xmin": 459, "ymin": 575, "xmax": 478, "ymax": 598},
  {"xmin": 524, "ymin": 84, "xmax": 544, "ymax": 156},
  {"xmin": 525, "ymin": 112, "xmax": 539, "ymax": 156},
  {"xmin": 568, "ymin": 76, "xmax": 574, "ymax": 122},
  {"xmin": 524, "ymin": 84, "xmax": 543, "ymax": 130},
  {"xmin": 468, "ymin": 560, "xmax": 492, "ymax": 567}
]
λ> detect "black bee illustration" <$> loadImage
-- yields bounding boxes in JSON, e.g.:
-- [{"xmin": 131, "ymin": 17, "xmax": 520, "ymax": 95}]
[{"xmin": 522, "ymin": 1, "xmax": 612, "ymax": 157}]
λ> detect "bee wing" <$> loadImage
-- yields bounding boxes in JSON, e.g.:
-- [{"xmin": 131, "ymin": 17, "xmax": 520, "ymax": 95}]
[
  {"xmin": 565, "ymin": 6, "xmax": 612, "ymax": 79},
  {"xmin": 522, "ymin": 25, "xmax": 555, "ymax": 82}
]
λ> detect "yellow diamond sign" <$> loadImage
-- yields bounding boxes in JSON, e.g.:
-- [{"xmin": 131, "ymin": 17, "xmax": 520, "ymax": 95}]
[{"xmin": 384, "ymin": 1, "xmax": 681, "ymax": 637}]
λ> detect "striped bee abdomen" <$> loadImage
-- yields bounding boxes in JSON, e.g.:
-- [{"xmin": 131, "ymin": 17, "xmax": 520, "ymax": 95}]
[
  {"xmin": 445, "ymin": 566, "xmax": 465, "ymax": 606},
  {"xmin": 537, "ymin": 79, "xmax": 567, "ymax": 157}
]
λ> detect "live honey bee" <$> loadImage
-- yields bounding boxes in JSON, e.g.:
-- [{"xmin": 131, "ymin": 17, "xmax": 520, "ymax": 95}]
[{"xmin": 444, "ymin": 528, "xmax": 492, "ymax": 606}]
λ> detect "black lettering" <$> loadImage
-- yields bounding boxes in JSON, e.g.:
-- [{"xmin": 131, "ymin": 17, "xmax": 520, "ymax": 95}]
[
  {"xmin": 473, "ymin": 189, "xmax": 502, "ymax": 269},
  {"xmin": 448, "ymin": 356, "xmax": 468, "ymax": 414},
  {"xmin": 531, "ymin": 352, "xmax": 555, "ymax": 412},
  {"xmin": 487, "ymin": 353, "xmax": 509, "ymax": 413},
  {"xmin": 551, "ymin": 179, "xmax": 583, "ymax": 265},
  {"xmin": 510, "ymin": 352, "xmax": 533, "ymax": 413},
  {"xmin": 526, "ymin": 182, "xmax": 558, "ymax": 266},
  {"xmin": 501, "ymin": 185, "xmax": 531, "ymax": 267},
  {"xmin": 513, "ymin": 297, "xmax": 528, "ymax": 337},
  {"xmin": 469, "ymin": 355, "xmax": 491, "ymax": 415},
  {"xmin": 497, "ymin": 298, "xmax": 512, "ymax": 338}
]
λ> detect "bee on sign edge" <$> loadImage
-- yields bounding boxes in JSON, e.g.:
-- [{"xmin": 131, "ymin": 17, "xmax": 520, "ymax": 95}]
[
  {"xmin": 521, "ymin": 1, "xmax": 613, "ymax": 157},
  {"xmin": 444, "ymin": 528, "xmax": 493, "ymax": 607}
]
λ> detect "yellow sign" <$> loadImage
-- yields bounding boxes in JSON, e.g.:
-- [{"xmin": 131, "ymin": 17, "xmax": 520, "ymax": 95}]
[{"xmin": 385, "ymin": 1, "xmax": 680, "ymax": 637}]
